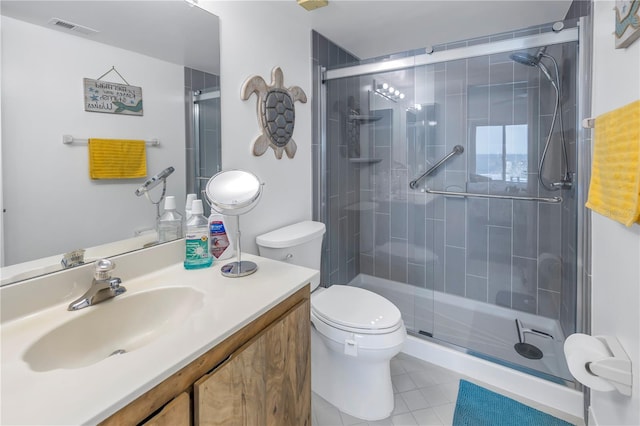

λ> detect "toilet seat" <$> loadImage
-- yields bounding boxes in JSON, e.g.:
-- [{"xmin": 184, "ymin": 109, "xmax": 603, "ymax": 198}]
[{"xmin": 311, "ymin": 285, "xmax": 403, "ymax": 335}]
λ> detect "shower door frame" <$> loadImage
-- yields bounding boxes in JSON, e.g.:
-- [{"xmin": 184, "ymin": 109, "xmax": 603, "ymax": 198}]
[
  {"xmin": 191, "ymin": 89, "xmax": 221, "ymax": 201},
  {"xmin": 318, "ymin": 24, "xmax": 590, "ymax": 386},
  {"xmin": 325, "ymin": 29, "xmax": 578, "ymax": 80}
]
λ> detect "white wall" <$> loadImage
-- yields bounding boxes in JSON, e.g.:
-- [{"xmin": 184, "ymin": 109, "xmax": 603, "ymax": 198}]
[
  {"xmin": 1, "ymin": 17, "xmax": 185, "ymax": 265},
  {"xmin": 204, "ymin": 1, "xmax": 314, "ymax": 254},
  {"xmin": 590, "ymin": 2, "xmax": 640, "ymax": 424},
  {"xmin": 0, "ymin": 15, "xmax": 4, "ymax": 267}
]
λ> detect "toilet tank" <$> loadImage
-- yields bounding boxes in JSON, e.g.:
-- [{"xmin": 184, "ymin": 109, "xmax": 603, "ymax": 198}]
[{"xmin": 256, "ymin": 221, "xmax": 325, "ymax": 290}]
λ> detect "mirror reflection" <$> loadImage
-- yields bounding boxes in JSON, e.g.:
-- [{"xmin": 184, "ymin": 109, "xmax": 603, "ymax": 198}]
[{"xmin": 0, "ymin": 1, "xmax": 221, "ymax": 285}]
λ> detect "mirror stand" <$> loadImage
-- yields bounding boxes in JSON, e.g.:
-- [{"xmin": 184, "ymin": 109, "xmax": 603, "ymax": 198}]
[{"xmin": 220, "ymin": 216, "xmax": 258, "ymax": 277}]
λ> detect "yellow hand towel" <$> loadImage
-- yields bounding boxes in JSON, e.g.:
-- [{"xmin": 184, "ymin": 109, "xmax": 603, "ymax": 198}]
[
  {"xmin": 586, "ymin": 100, "xmax": 640, "ymax": 226},
  {"xmin": 88, "ymin": 138, "xmax": 147, "ymax": 179}
]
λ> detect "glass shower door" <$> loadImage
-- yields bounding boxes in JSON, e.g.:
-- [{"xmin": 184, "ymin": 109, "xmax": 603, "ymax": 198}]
[
  {"xmin": 193, "ymin": 88, "xmax": 221, "ymax": 215},
  {"xmin": 320, "ymin": 25, "xmax": 581, "ymax": 386},
  {"xmin": 415, "ymin": 42, "xmax": 578, "ymax": 382}
]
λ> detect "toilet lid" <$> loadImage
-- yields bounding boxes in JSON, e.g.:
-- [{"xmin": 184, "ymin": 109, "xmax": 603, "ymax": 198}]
[{"xmin": 311, "ymin": 286, "xmax": 402, "ymax": 332}]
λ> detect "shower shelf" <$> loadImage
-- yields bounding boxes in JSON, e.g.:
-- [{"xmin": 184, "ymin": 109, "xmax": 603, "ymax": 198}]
[
  {"xmin": 348, "ymin": 114, "xmax": 382, "ymax": 123},
  {"xmin": 348, "ymin": 158, "xmax": 383, "ymax": 164}
]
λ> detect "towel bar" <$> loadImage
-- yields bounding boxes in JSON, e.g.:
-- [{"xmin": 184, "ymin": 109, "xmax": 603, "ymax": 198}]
[
  {"xmin": 424, "ymin": 188, "xmax": 562, "ymax": 203},
  {"xmin": 62, "ymin": 135, "xmax": 160, "ymax": 146}
]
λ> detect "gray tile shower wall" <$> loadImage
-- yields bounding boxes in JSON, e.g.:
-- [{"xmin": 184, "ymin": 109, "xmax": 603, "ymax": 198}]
[{"xmin": 312, "ymin": 31, "xmax": 361, "ymax": 285}]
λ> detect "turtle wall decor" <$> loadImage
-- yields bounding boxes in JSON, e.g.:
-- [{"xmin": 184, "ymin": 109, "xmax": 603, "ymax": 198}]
[{"xmin": 241, "ymin": 67, "xmax": 307, "ymax": 159}]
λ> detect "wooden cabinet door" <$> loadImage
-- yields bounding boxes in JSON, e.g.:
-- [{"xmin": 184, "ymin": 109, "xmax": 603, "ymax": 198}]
[
  {"xmin": 141, "ymin": 392, "xmax": 190, "ymax": 426},
  {"xmin": 264, "ymin": 298, "xmax": 310, "ymax": 425},
  {"xmin": 194, "ymin": 299, "xmax": 310, "ymax": 426}
]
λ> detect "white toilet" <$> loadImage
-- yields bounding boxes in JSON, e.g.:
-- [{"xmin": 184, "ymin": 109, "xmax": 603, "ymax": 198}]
[{"xmin": 256, "ymin": 220, "xmax": 406, "ymax": 421}]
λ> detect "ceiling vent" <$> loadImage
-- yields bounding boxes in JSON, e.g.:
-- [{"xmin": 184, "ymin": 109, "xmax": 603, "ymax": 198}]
[{"xmin": 47, "ymin": 18, "xmax": 99, "ymax": 36}]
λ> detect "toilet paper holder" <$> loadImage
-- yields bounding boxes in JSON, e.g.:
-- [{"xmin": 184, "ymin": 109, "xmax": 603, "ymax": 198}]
[{"xmin": 588, "ymin": 336, "xmax": 632, "ymax": 396}]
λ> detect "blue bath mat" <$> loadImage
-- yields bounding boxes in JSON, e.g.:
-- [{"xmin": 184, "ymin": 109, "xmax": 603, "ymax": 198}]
[{"xmin": 452, "ymin": 380, "xmax": 574, "ymax": 426}]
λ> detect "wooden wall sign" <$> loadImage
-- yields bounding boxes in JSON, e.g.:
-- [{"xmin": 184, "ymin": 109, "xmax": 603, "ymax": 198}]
[{"xmin": 83, "ymin": 78, "xmax": 143, "ymax": 116}]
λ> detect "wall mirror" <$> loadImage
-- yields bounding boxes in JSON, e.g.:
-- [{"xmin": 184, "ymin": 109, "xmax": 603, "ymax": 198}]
[{"xmin": 0, "ymin": 1, "xmax": 221, "ymax": 285}]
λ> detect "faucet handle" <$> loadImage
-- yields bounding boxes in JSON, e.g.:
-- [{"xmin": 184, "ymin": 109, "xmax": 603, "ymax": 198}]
[{"xmin": 94, "ymin": 259, "xmax": 116, "ymax": 281}]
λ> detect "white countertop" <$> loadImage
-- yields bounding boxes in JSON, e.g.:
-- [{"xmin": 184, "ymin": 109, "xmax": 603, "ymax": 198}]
[{"xmin": 0, "ymin": 250, "xmax": 317, "ymax": 425}]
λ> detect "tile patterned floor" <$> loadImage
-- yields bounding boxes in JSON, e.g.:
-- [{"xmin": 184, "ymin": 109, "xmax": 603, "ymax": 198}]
[{"xmin": 312, "ymin": 352, "xmax": 582, "ymax": 426}]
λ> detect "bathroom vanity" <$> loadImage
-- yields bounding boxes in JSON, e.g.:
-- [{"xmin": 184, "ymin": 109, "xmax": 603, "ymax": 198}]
[{"xmin": 0, "ymin": 241, "xmax": 317, "ymax": 425}]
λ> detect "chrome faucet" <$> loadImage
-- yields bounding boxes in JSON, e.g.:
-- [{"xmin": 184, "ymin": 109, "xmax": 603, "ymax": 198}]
[
  {"xmin": 61, "ymin": 249, "xmax": 86, "ymax": 269},
  {"xmin": 67, "ymin": 259, "xmax": 126, "ymax": 311}
]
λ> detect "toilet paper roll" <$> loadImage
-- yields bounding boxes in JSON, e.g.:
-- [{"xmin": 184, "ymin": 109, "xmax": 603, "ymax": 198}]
[{"xmin": 564, "ymin": 333, "xmax": 616, "ymax": 392}]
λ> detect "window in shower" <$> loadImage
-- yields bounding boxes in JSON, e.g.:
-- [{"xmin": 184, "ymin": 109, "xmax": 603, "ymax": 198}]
[{"xmin": 473, "ymin": 124, "xmax": 528, "ymax": 183}]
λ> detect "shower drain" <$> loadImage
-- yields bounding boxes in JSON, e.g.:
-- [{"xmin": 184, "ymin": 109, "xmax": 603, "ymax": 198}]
[{"xmin": 514, "ymin": 342, "xmax": 543, "ymax": 360}]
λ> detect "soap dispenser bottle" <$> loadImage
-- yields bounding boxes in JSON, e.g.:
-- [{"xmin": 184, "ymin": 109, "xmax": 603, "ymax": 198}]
[
  {"xmin": 184, "ymin": 199, "xmax": 212, "ymax": 269},
  {"xmin": 157, "ymin": 195, "xmax": 183, "ymax": 243}
]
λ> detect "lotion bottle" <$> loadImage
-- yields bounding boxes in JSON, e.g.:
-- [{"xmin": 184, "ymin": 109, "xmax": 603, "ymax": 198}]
[{"xmin": 209, "ymin": 213, "xmax": 233, "ymax": 260}]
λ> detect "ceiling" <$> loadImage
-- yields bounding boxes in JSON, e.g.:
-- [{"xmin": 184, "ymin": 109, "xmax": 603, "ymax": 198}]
[
  {"xmin": 306, "ymin": 0, "xmax": 574, "ymax": 59},
  {"xmin": 0, "ymin": 1, "xmax": 574, "ymax": 75},
  {"xmin": 0, "ymin": 0, "xmax": 220, "ymax": 74}
]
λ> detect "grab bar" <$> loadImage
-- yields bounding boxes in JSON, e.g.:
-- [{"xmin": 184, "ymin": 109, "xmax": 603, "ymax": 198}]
[
  {"xmin": 424, "ymin": 188, "xmax": 562, "ymax": 204},
  {"xmin": 409, "ymin": 145, "xmax": 464, "ymax": 189}
]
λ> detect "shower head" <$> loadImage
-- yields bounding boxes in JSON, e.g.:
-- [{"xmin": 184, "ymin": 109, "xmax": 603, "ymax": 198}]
[
  {"xmin": 509, "ymin": 46, "xmax": 546, "ymax": 67},
  {"xmin": 510, "ymin": 52, "xmax": 539, "ymax": 67},
  {"xmin": 510, "ymin": 46, "xmax": 556, "ymax": 89}
]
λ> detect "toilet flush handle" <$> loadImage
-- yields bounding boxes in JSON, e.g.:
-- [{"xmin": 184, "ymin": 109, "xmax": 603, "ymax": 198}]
[{"xmin": 285, "ymin": 253, "xmax": 294, "ymax": 261}]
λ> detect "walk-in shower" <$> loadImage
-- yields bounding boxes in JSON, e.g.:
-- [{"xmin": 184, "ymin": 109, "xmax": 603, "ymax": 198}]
[
  {"xmin": 184, "ymin": 67, "xmax": 222, "ymax": 216},
  {"xmin": 315, "ymin": 22, "xmax": 583, "ymax": 384}
]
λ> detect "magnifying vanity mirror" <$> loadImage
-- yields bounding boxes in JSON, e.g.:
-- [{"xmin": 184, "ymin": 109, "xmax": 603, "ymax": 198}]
[
  {"xmin": 0, "ymin": 1, "xmax": 221, "ymax": 285},
  {"xmin": 205, "ymin": 170, "xmax": 263, "ymax": 277}
]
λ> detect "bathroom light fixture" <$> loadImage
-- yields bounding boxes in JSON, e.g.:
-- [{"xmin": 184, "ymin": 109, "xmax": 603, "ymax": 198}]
[
  {"xmin": 373, "ymin": 79, "xmax": 405, "ymax": 103},
  {"xmin": 297, "ymin": 0, "xmax": 328, "ymax": 11}
]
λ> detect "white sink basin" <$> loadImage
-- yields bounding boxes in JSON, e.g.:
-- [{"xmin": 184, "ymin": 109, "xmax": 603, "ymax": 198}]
[
  {"xmin": 1, "ymin": 264, "xmax": 63, "ymax": 284},
  {"xmin": 23, "ymin": 287, "xmax": 204, "ymax": 372},
  {"xmin": 0, "ymin": 259, "xmax": 99, "ymax": 285}
]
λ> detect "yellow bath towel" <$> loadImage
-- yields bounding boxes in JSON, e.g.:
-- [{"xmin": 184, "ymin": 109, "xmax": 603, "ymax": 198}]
[
  {"xmin": 586, "ymin": 100, "xmax": 640, "ymax": 226},
  {"xmin": 88, "ymin": 138, "xmax": 147, "ymax": 179}
]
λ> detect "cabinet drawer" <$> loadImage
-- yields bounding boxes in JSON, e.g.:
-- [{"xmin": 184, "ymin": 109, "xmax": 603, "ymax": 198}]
[{"xmin": 141, "ymin": 392, "xmax": 190, "ymax": 426}]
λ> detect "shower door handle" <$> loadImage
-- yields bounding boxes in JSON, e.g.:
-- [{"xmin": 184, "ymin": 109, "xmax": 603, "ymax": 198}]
[{"xmin": 409, "ymin": 145, "xmax": 464, "ymax": 189}]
